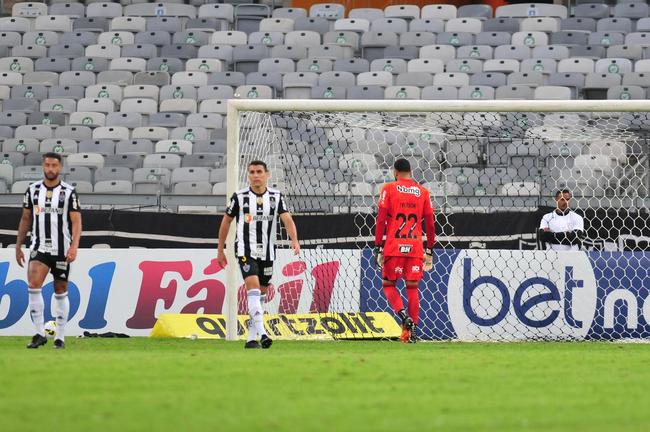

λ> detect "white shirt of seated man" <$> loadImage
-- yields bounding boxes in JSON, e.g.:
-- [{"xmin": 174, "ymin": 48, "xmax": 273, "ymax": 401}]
[{"xmin": 540, "ymin": 190, "xmax": 584, "ymax": 251}]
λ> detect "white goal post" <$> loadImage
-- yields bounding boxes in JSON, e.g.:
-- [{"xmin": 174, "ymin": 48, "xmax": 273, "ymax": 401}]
[{"xmin": 224, "ymin": 99, "xmax": 650, "ymax": 342}]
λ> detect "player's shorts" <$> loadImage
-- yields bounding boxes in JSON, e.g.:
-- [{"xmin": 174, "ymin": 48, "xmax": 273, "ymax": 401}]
[
  {"xmin": 237, "ymin": 255, "xmax": 274, "ymax": 286},
  {"xmin": 29, "ymin": 251, "xmax": 70, "ymax": 281},
  {"xmin": 382, "ymin": 256, "xmax": 424, "ymax": 281}
]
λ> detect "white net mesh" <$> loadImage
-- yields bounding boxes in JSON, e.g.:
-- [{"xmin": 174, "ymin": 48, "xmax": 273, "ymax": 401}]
[{"xmin": 234, "ymin": 106, "xmax": 650, "ymax": 341}]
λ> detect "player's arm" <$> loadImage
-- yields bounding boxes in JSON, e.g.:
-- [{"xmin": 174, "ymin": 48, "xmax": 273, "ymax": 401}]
[
  {"xmin": 67, "ymin": 212, "xmax": 82, "ymax": 263},
  {"xmin": 537, "ymin": 215, "xmax": 554, "ymax": 245},
  {"xmin": 423, "ymin": 190, "xmax": 435, "ymax": 271},
  {"xmin": 217, "ymin": 214, "xmax": 234, "ymax": 266},
  {"xmin": 16, "ymin": 189, "xmax": 33, "ymax": 267},
  {"xmin": 278, "ymin": 193, "xmax": 300, "ymax": 255},
  {"xmin": 66, "ymin": 190, "xmax": 82, "ymax": 263},
  {"xmin": 16, "ymin": 209, "xmax": 32, "ymax": 267},
  {"xmin": 217, "ymin": 193, "xmax": 238, "ymax": 267},
  {"xmin": 280, "ymin": 213, "xmax": 300, "ymax": 255},
  {"xmin": 374, "ymin": 186, "xmax": 390, "ymax": 268}
]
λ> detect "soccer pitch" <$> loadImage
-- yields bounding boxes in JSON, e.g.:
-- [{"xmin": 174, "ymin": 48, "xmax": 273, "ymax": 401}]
[{"xmin": 1, "ymin": 338, "xmax": 649, "ymax": 432}]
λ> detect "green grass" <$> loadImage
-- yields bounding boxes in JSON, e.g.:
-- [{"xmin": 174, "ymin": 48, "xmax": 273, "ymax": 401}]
[{"xmin": 1, "ymin": 338, "xmax": 649, "ymax": 432}]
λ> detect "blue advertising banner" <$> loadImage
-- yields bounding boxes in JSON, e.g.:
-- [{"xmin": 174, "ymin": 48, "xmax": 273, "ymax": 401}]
[{"xmin": 361, "ymin": 249, "xmax": 650, "ymax": 341}]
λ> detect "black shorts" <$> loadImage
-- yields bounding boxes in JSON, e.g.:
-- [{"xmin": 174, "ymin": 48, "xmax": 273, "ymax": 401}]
[
  {"xmin": 29, "ymin": 251, "xmax": 70, "ymax": 282},
  {"xmin": 237, "ymin": 256, "xmax": 274, "ymax": 286}
]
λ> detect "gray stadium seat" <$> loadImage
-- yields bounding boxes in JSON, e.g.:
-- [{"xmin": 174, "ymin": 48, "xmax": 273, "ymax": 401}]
[
  {"xmin": 232, "ymin": 44, "xmax": 270, "ymax": 74},
  {"xmin": 294, "ymin": 17, "xmax": 330, "ymax": 34},
  {"xmin": 597, "ymin": 18, "xmax": 632, "ymax": 33},
  {"xmin": 574, "ymin": 3, "xmax": 609, "ymax": 19},
  {"xmin": 470, "ymin": 72, "xmax": 507, "ymax": 87},
  {"xmin": 94, "ymin": 180, "xmax": 133, "ymax": 194},
  {"xmin": 458, "ymin": 4, "xmax": 492, "ymax": 19},
  {"xmin": 74, "ymin": 17, "xmax": 109, "ymax": 32},
  {"xmin": 458, "ymin": 85, "xmax": 495, "ymax": 100},
  {"xmin": 258, "ymin": 57, "xmax": 295, "ymax": 74},
  {"xmin": 248, "ymin": 31, "xmax": 285, "ymax": 47},
  {"xmin": 296, "ymin": 58, "xmax": 333, "ymax": 73},
  {"xmin": 71, "ymin": 56, "xmax": 109, "ymax": 72},
  {"xmin": 95, "ymin": 167, "xmax": 133, "ymax": 183},
  {"xmin": 607, "ymin": 85, "xmax": 645, "ymax": 99},
  {"xmin": 421, "ymin": 85, "xmax": 458, "ymax": 99},
  {"xmin": 208, "ymin": 71, "xmax": 246, "ymax": 87},
  {"xmin": 483, "ymin": 18, "xmax": 519, "ymax": 33},
  {"xmin": 561, "ymin": 18, "xmax": 596, "ymax": 32},
  {"xmin": 409, "ymin": 18, "xmax": 444, "ymax": 33}
]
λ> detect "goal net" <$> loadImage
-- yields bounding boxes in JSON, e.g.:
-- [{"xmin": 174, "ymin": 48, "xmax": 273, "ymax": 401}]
[{"xmin": 225, "ymin": 100, "xmax": 650, "ymax": 342}]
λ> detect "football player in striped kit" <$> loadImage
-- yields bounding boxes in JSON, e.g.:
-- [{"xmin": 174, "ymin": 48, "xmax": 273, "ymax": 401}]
[
  {"xmin": 16, "ymin": 153, "xmax": 82, "ymax": 349},
  {"xmin": 217, "ymin": 160, "xmax": 300, "ymax": 349}
]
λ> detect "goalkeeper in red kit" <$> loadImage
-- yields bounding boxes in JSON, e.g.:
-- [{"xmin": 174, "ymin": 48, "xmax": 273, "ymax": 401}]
[{"xmin": 374, "ymin": 159, "xmax": 435, "ymax": 343}]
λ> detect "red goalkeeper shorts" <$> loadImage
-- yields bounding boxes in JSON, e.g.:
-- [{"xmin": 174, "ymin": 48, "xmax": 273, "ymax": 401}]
[{"xmin": 382, "ymin": 256, "xmax": 424, "ymax": 281}]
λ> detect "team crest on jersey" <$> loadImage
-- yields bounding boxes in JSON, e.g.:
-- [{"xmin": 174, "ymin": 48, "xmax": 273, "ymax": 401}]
[
  {"xmin": 399, "ymin": 244, "xmax": 413, "ymax": 254},
  {"xmin": 256, "ymin": 196, "xmax": 264, "ymax": 205},
  {"xmin": 396, "ymin": 185, "xmax": 421, "ymax": 197},
  {"xmin": 46, "ymin": 190, "xmax": 53, "ymax": 200}
]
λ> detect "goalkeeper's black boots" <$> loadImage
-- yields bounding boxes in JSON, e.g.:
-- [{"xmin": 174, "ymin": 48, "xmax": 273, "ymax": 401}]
[
  {"xmin": 408, "ymin": 326, "xmax": 418, "ymax": 344},
  {"xmin": 54, "ymin": 339, "xmax": 65, "ymax": 349},
  {"xmin": 260, "ymin": 334, "xmax": 273, "ymax": 349},
  {"xmin": 27, "ymin": 334, "xmax": 48, "ymax": 349},
  {"xmin": 400, "ymin": 316, "xmax": 415, "ymax": 343}
]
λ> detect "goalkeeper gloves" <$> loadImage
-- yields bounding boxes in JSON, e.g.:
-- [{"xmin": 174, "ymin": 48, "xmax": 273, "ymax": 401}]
[
  {"xmin": 374, "ymin": 246, "xmax": 383, "ymax": 269},
  {"xmin": 423, "ymin": 248, "xmax": 434, "ymax": 272}
]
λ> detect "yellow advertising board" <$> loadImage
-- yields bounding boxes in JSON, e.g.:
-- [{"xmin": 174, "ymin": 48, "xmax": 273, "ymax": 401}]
[{"xmin": 150, "ymin": 312, "xmax": 401, "ymax": 340}]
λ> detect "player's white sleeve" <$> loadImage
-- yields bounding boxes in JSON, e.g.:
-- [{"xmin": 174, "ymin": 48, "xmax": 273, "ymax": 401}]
[
  {"xmin": 539, "ymin": 214, "xmax": 550, "ymax": 229},
  {"xmin": 575, "ymin": 213, "xmax": 584, "ymax": 231}
]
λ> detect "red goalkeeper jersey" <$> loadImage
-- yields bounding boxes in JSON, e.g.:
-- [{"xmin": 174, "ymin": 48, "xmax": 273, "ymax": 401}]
[{"xmin": 375, "ymin": 178, "xmax": 435, "ymax": 258}]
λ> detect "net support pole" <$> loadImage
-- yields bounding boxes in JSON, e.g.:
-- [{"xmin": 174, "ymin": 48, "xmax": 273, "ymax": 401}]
[{"xmin": 225, "ymin": 101, "xmax": 241, "ymax": 341}]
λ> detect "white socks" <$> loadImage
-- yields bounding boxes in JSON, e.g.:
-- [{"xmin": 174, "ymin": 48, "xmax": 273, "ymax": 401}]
[
  {"xmin": 247, "ymin": 288, "xmax": 267, "ymax": 341},
  {"xmin": 54, "ymin": 292, "xmax": 69, "ymax": 342},
  {"xmin": 28, "ymin": 288, "xmax": 45, "ymax": 337}
]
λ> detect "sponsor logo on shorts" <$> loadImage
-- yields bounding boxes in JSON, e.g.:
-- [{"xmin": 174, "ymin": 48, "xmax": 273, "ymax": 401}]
[
  {"xmin": 56, "ymin": 261, "xmax": 68, "ymax": 270},
  {"xmin": 263, "ymin": 266, "xmax": 273, "ymax": 276},
  {"xmin": 395, "ymin": 266, "xmax": 403, "ymax": 274},
  {"xmin": 399, "ymin": 245, "xmax": 413, "ymax": 254},
  {"xmin": 411, "ymin": 266, "xmax": 420, "ymax": 272}
]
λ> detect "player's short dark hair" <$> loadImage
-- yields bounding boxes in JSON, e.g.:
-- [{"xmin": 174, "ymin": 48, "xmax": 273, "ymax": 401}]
[
  {"xmin": 555, "ymin": 189, "xmax": 571, "ymax": 198},
  {"xmin": 42, "ymin": 152, "xmax": 62, "ymax": 163},
  {"xmin": 393, "ymin": 158, "xmax": 411, "ymax": 173},
  {"xmin": 248, "ymin": 160, "xmax": 268, "ymax": 171}
]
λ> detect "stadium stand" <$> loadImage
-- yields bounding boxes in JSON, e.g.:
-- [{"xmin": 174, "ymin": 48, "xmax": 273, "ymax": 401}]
[{"xmin": 0, "ymin": 1, "xmax": 645, "ymax": 208}]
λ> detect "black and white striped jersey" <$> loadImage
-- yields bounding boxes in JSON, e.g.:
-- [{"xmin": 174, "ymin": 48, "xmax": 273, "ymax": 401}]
[
  {"xmin": 225, "ymin": 187, "xmax": 288, "ymax": 261},
  {"xmin": 23, "ymin": 180, "xmax": 81, "ymax": 257}
]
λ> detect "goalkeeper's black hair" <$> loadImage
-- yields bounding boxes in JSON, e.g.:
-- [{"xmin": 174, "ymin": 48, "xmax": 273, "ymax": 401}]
[
  {"xmin": 248, "ymin": 160, "xmax": 268, "ymax": 171},
  {"xmin": 393, "ymin": 158, "xmax": 411, "ymax": 173}
]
